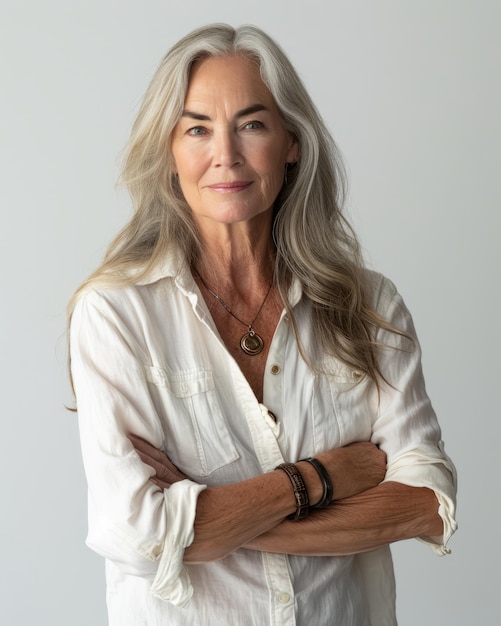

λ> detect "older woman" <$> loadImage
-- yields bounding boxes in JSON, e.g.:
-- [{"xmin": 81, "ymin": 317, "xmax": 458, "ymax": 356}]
[{"xmin": 69, "ymin": 24, "xmax": 457, "ymax": 626}]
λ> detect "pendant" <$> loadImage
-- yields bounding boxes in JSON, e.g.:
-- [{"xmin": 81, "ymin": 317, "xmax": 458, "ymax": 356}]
[{"xmin": 240, "ymin": 331, "xmax": 264, "ymax": 356}]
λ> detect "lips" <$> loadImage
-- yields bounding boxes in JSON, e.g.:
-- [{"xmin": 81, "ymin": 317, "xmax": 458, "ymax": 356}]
[{"xmin": 207, "ymin": 181, "xmax": 253, "ymax": 193}]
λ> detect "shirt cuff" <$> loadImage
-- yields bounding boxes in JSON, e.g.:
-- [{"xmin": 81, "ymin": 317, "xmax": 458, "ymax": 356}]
[
  {"xmin": 418, "ymin": 488, "xmax": 457, "ymax": 556},
  {"xmin": 150, "ymin": 479, "xmax": 206, "ymax": 606},
  {"xmin": 384, "ymin": 447, "xmax": 457, "ymax": 555}
]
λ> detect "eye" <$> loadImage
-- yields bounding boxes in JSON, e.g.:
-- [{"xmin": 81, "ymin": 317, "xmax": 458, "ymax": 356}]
[
  {"xmin": 187, "ymin": 126, "xmax": 208, "ymax": 136},
  {"xmin": 243, "ymin": 120, "xmax": 264, "ymax": 131}
]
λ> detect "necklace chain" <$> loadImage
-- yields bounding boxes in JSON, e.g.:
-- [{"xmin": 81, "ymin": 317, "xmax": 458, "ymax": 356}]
[
  {"xmin": 192, "ymin": 268, "xmax": 273, "ymax": 356},
  {"xmin": 193, "ymin": 269, "xmax": 273, "ymax": 331}
]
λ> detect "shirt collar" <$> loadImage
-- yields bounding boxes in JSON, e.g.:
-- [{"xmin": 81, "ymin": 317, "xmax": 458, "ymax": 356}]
[
  {"xmin": 135, "ymin": 249, "xmax": 183, "ymax": 286},
  {"xmin": 135, "ymin": 249, "xmax": 303, "ymax": 306}
]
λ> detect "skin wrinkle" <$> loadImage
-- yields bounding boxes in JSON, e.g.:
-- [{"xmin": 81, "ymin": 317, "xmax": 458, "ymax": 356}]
[{"xmin": 244, "ymin": 482, "xmax": 443, "ymax": 558}]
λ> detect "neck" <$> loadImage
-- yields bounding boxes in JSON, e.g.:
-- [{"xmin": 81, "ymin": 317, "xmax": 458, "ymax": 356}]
[{"xmin": 193, "ymin": 219, "xmax": 276, "ymax": 293}]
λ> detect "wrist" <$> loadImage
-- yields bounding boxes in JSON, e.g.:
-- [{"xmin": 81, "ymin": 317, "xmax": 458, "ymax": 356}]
[
  {"xmin": 299, "ymin": 457, "xmax": 334, "ymax": 507},
  {"xmin": 275, "ymin": 462, "xmax": 310, "ymax": 520},
  {"xmin": 296, "ymin": 460, "xmax": 324, "ymax": 507}
]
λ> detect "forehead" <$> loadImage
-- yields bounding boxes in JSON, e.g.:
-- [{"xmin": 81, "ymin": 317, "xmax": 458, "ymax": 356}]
[{"xmin": 184, "ymin": 54, "xmax": 278, "ymax": 111}]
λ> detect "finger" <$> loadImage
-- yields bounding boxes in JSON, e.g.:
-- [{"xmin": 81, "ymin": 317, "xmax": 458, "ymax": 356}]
[
  {"xmin": 135, "ymin": 449, "xmax": 167, "ymax": 475},
  {"xmin": 129, "ymin": 435, "xmax": 169, "ymax": 464},
  {"xmin": 150, "ymin": 477, "xmax": 171, "ymax": 490},
  {"xmin": 132, "ymin": 445, "xmax": 187, "ymax": 483},
  {"xmin": 130, "ymin": 435, "xmax": 179, "ymax": 471},
  {"xmin": 139, "ymin": 451, "xmax": 179, "ymax": 482},
  {"xmin": 129, "ymin": 434, "xmax": 188, "ymax": 481}
]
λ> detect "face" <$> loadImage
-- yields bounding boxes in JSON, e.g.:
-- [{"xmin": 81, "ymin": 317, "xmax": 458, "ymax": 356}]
[{"xmin": 170, "ymin": 55, "xmax": 299, "ymax": 234}]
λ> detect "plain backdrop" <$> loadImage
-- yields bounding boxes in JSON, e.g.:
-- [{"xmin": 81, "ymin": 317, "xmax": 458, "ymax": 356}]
[{"xmin": 1, "ymin": 1, "xmax": 499, "ymax": 624}]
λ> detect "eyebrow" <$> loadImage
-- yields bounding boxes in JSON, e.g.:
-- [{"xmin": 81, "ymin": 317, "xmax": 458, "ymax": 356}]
[{"xmin": 181, "ymin": 103, "xmax": 269, "ymax": 121}]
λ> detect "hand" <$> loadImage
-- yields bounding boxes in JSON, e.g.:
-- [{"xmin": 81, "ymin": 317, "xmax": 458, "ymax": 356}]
[
  {"xmin": 129, "ymin": 434, "xmax": 188, "ymax": 489},
  {"xmin": 314, "ymin": 442, "xmax": 387, "ymax": 501}
]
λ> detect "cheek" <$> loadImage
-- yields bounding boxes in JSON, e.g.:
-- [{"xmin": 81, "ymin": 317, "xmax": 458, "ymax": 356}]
[
  {"xmin": 267, "ymin": 167, "xmax": 285, "ymax": 190},
  {"xmin": 176, "ymin": 157, "xmax": 204, "ymax": 187},
  {"xmin": 173, "ymin": 157, "xmax": 200, "ymax": 201},
  {"xmin": 261, "ymin": 154, "xmax": 286, "ymax": 189},
  {"xmin": 254, "ymin": 144, "xmax": 286, "ymax": 177},
  {"xmin": 172, "ymin": 142, "xmax": 206, "ymax": 181}
]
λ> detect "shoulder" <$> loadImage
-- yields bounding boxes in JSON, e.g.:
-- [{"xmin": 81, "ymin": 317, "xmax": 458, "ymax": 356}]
[
  {"xmin": 361, "ymin": 269, "xmax": 416, "ymax": 341},
  {"xmin": 70, "ymin": 280, "xmax": 167, "ymax": 341},
  {"xmin": 361, "ymin": 269, "xmax": 399, "ymax": 313},
  {"xmin": 75, "ymin": 276, "xmax": 180, "ymax": 321},
  {"xmin": 73, "ymin": 283, "xmax": 144, "ymax": 317},
  {"xmin": 73, "ymin": 252, "xmax": 186, "ymax": 316},
  {"xmin": 72, "ymin": 249, "xmax": 185, "ymax": 312}
]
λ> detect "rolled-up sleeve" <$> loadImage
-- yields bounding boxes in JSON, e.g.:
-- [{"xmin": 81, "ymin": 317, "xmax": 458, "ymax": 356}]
[
  {"xmin": 370, "ymin": 277, "xmax": 457, "ymax": 554},
  {"xmin": 70, "ymin": 290, "xmax": 206, "ymax": 606}
]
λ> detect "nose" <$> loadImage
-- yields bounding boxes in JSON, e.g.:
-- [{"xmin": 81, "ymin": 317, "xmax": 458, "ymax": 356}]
[{"xmin": 213, "ymin": 127, "xmax": 243, "ymax": 168}]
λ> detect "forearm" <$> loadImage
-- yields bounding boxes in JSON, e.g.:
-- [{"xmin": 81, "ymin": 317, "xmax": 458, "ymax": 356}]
[
  {"xmin": 132, "ymin": 436, "xmax": 387, "ymax": 563},
  {"xmin": 183, "ymin": 458, "xmax": 334, "ymax": 563},
  {"xmin": 245, "ymin": 482, "xmax": 443, "ymax": 556},
  {"xmin": 183, "ymin": 470, "xmax": 297, "ymax": 563},
  {"xmin": 183, "ymin": 445, "xmax": 385, "ymax": 563}
]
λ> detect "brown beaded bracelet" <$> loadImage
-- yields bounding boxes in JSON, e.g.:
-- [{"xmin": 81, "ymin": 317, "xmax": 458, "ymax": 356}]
[
  {"xmin": 275, "ymin": 462, "xmax": 310, "ymax": 520},
  {"xmin": 299, "ymin": 457, "xmax": 333, "ymax": 508}
]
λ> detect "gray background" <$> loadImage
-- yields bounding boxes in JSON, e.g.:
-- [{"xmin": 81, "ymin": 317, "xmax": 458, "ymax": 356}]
[{"xmin": 1, "ymin": 1, "xmax": 499, "ymax": 624}]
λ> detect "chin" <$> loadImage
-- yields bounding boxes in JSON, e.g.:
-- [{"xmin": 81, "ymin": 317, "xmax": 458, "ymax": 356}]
[{"xmin": 199, "ymin": 204, "xmax": 273, "ymax": 227}]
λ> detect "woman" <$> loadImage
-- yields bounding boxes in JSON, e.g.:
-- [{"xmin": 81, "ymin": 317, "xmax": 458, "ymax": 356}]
[{"xmin": 69, "ymin": 24, "xmax": 457, "ymax": 626}]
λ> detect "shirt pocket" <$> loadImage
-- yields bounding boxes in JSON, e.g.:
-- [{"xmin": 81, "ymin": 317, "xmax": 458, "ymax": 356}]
[
  {"xmin": 145, "ymin": 365, "xmax": 240, "ymax": 478},
  {"xmin": 313, "ymin": 360, "xmax": 375, "ymax": 448}
]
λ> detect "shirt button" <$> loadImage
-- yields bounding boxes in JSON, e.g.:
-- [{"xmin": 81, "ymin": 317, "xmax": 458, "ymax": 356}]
[
  {"xmin": 267, "ymin": 410, "xmax": 277, "ymax": 423},
  {"xmin": 278, "ymin": 592, "xmax": 290, "ymax": 604},
  {"xmin": 270, "ymin": 364, "xmax": 281, "ymax": 375}
]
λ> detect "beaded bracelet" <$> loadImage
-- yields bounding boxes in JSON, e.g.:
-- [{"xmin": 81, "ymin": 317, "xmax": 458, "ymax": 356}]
[
  {"xmin": 275, "ymin": 462, "xmax": 310, "ymax": 520},
  {"xmin": 300, "ymin": 457, "xmax": 333, "ymax": 508}
]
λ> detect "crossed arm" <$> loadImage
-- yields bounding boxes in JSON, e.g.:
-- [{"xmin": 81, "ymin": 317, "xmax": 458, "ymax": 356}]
[{"xmin": 131, "ymin": 435, "xmax": 443, "ymax": 563}]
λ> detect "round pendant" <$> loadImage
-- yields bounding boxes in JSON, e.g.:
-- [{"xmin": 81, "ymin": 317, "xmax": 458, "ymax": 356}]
[{"xmin": 240, "ymin": 331, "xmax": 264, "ymax": 356}]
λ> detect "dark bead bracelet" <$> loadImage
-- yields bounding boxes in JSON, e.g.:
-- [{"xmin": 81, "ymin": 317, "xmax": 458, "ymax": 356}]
[
  {"xmin": 275, "ymin": 462, "xmax": 310, "ymax": 520},
  {"xmin": 299, "ymin": 457, "xmax": 334, "ymax": 508}
]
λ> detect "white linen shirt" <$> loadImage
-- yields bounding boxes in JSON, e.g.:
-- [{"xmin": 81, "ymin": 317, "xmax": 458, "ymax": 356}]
[{"xmin": 70, "ymin": 253, "xmax": 457, "ymax": 626}]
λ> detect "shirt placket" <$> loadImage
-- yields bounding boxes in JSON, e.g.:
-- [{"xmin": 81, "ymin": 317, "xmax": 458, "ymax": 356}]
[
  {"xmin": 242, "ymin": 314, "xmax": 296, "ymax": 625},
  {"xmin": 183, "ymin": 275, "xmax": 298, "ymax": 624}
]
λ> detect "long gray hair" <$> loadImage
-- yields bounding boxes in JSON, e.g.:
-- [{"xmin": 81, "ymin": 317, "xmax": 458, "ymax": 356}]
[{"xmin": 69, "ymin": 23, "xmax": 401, "ymax": 385}]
